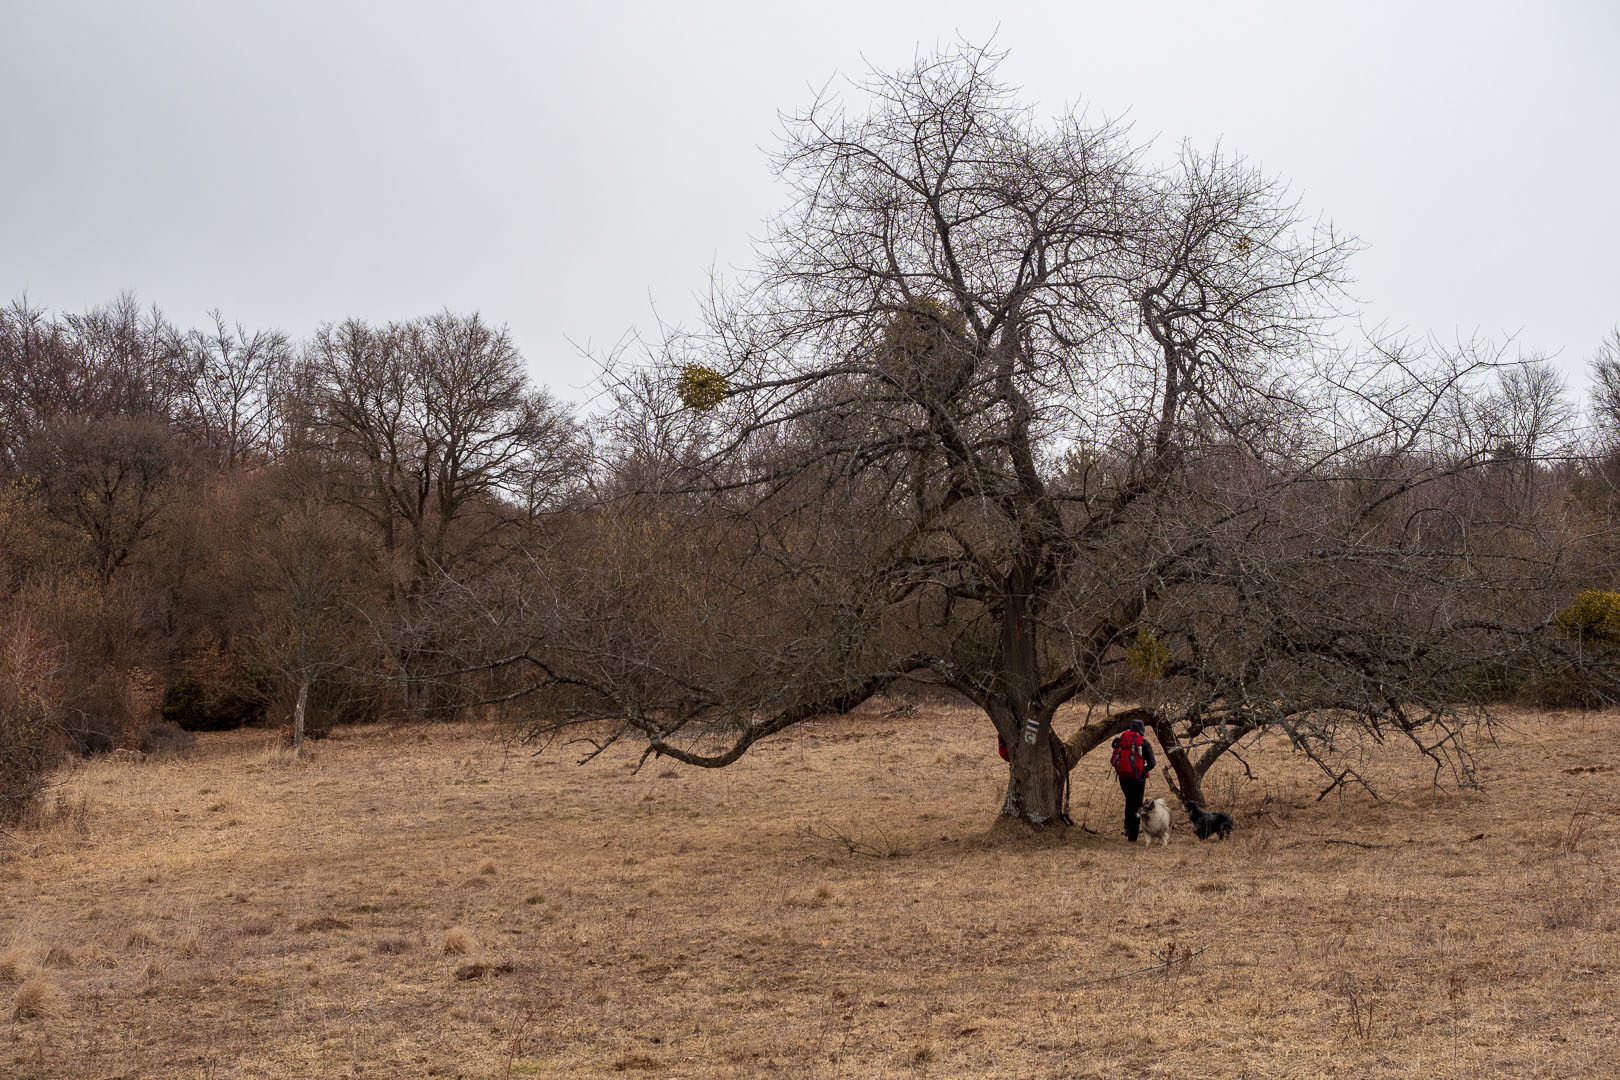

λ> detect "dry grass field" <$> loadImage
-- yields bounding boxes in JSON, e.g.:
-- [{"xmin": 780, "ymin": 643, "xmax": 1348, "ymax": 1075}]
[{"xmin": 2, "ymin": 705, "xmax": 1617, "ymax": 1079}]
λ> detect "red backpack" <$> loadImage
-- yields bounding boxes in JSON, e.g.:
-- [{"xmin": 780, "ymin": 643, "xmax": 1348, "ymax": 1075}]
[{"xmin": 1111, "ymin": 729, "xmax": 1146, "ymax": 780}]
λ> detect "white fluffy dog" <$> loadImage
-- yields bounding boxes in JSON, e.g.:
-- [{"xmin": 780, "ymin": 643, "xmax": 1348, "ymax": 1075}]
[{"xmin": 1138, "ymin": 797, "xmax": 1172, "ymax": 845}]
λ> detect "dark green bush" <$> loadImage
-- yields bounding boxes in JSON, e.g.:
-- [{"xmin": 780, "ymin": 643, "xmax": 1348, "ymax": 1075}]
[
  {"xmin": 1535, "ymin": 590, "xmax": 1620, "ymax": 706},
  {"xmin": 159, "ymin": 676, "xmax": 206, "ymax": 728},
  {"xmin": 1519, "ymin": 667, "xmax": 1605, "ymax": 708},
  {"xmin": 161, "ymin": 676, "xmax": 263, "ymax": 732},
  {"xmin": 1555, "ymin": 590, "xmax": 1620, "ymax": 645}
]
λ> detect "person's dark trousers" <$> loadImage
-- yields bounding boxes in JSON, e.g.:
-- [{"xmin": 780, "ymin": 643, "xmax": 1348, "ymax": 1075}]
[{"xmin": 1119, "ymin": 775, "xmax": 1145, "ymax": 841}]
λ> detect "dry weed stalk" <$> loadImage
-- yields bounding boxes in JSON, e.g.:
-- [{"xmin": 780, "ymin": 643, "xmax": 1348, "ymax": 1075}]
[
  {"xmin": 1332, "ymin": 971, "xmax": 1377, "ymax": 1041},
  {"xmin": 1558, "ymin": 809, "xmax": 1594, "ymax": 854},
  {"xmin": 501, "ymin": 1005, "xmax": 541, "ymax": 1076},
  {"xmin": 124, "ymin": 924, "xmax": 160, "ymax": 949},
  {"xmin": 29, "ymin": 790, "xmax": 91, "ymax": 835},
  {"xmin": 1149, "ymin": 940, "xmax": 1200, "ymax": 977}
]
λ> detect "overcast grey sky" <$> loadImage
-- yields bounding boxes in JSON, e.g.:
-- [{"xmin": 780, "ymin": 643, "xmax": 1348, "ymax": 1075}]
[{"xmin": 3, "ymin": 1, "xmax": 1616, "ymax": 401}]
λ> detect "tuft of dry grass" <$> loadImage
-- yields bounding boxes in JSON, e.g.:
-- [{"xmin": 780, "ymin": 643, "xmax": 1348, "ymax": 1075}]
[
  {"xmin": 0, "ymin": 708, "xmax": 1615, "ymax": 1077},
  {"xmin": 12, "ymin": 973, "xmax": 63, "ymax": 1021},
  {"xmin": 41, "ymin": 945, "xmax": 78, "ymax": 968},
  {"xmin": 452, "ymin": 960, "xmax": 513, "ymax": 981},
  {"xmin": 261, "ymin": 740, "xmax": 319, "ymax": 767},
  {"xmin": 373, "ymin": 935, "xmax": 412, "ymax": 955},
  {"xmin": 0, "ymin": 943, "xmax": 34, "ymax": 982},
  {"xmin": 123, "ymin": 923, "xmax": 160, "ymax": 949},
  {"xmin": 22, "ymin": 790, "xmax": 92, "ymax": 837},
  {"xmin": 75, "ymin": 945, "xmax": 115, "ymax": 969}
]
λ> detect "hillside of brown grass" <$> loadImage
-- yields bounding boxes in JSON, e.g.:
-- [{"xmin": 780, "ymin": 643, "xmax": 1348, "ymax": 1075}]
[{"xmin": 2, "ymin": 706, "xmax": 1616, "ymax": 1078}]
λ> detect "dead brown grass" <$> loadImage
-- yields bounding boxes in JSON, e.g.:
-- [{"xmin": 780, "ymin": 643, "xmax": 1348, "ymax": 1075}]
[
  {"xmin": 0, "ymin": 943, "xmax": 34, "ymax": 983},
  {"xmin": 11, "ymin": 974, "xmax": 62, "ymax": 1021},
  {"xmin": 1, "ymin": 705, "xmax": 1616, "ymax": 1077}
]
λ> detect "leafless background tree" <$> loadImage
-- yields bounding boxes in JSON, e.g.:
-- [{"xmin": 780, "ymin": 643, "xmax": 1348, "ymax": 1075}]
[
  {"xmin": 301, "ymin": 312, "xmax": 583, "ymax": 717},
  {"xmin": 181, "ymin": 312, "xmax": 294, "ymax": 472},
  {"xmin": 240, "ymin": 499, "xmax": 369, "ymax": 753}
]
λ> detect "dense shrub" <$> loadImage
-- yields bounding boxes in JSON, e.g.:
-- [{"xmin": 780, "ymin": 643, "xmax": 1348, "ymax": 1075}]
[
  {"xmin": 1445, "ymin": 659, "xmax": 1529, "ymax": 704},
  {"xmin": 61, "ymin": 670, "xmax": 138, "ymax": 756},
  {"xmin": 1531, "ymin": 590, "xmax": 1620, "ymax": 706},
  {"xmin": 137, "ymin": 722, "xmax": 197, "ymax": 757},
  {"xmin": 1520, "ymin": 669, "xmax": 1605, "ymax": 708},
  {"xmin": 0, "ymin": 727, "xmax": 55, "ymax": 824},
  {"xmin": 161, "ymin": 676, "xmax": 262, "ymax": 732},
  {"xmin": 0, "ymin": 623, "xmax": 63, "ymax": 825}
]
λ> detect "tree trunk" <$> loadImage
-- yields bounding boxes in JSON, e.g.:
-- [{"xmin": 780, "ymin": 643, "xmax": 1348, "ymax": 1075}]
[
  {"xmin": 1151, "ymin": 717, "xmax": 1206, "ymax": 807},
  {"xmin": 994, "ymin": 703, "xmax": 1066, "ymax": 825},
  {"xmin": 292, "ymin": 678, "xmax": 309, "ymax": 756},
  {"xmin": 993, "ymin": 554, "xmax": 1070, "ymax": 825}
]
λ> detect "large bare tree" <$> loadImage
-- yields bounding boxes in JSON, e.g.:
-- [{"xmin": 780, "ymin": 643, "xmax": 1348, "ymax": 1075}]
[
  {"xmin": 305, "ymin": 312, "xmax": 577, "ymax": 574},
  {"xmin": 504, "ymin": 45, "xmax": 1582, "ymax": 827}
]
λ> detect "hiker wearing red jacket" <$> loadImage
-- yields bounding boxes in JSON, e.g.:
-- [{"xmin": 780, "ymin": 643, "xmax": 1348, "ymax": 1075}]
[{"xmin": 1110, "ymin": 717, "xmax": 1156, "ymax": 842}]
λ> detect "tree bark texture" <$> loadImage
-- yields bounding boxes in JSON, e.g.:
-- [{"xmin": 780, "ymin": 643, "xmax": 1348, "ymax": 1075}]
[{"xmin": 292, "ymin": 678, "xmax": 309, "ymax": 755}]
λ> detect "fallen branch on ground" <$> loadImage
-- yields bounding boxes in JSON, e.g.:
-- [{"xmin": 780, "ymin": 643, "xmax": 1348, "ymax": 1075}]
[
  {"xmin": 1282, "ymin": 837, "xmax": 1386, "ymax": 849},
  {"xmin": 1076, "ymin": 944, "xmax": 1209, "ymax": 985},
  {"xmin": 796, "ymin": 820, "xmax": 909, "ymax": 859}
]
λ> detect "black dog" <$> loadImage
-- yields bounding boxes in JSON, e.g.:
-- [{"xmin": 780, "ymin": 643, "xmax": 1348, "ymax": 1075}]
[{"xmin": 1184, "ymin": 801, "xmax": 1234, "ymax": 841}]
